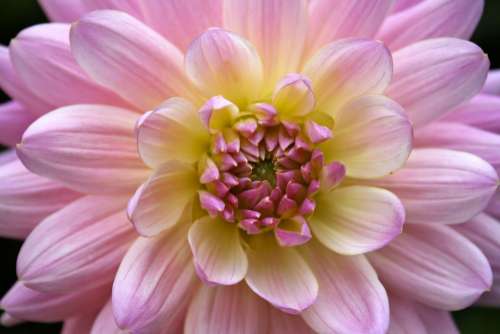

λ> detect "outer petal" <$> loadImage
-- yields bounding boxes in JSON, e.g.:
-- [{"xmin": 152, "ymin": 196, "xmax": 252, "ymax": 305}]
[
  {"xmin": 137, "ymin": 97, "xmax": 209, "ymax": 168},
  {"xmin": 378, "ymin": 0, "xmax": 484, "ymax": 50},
  {"xmin": 321, "ymin": 95, "xmax": 412, "ymax": 178},
  {"xmin": 62, "ymin": 312, "xmax": 98, "ymax": 334},
  {"xmin": 17, "ymin": 195, "xmax": 135, "ymax": 293},
  {"xmin": 112, "ymin": 223, "xmax": 196, "ymax": 334},
  {"xmin": 128, "ymin": 161, "xmax": 198, "ymax": 237},
  {"xmin": 387, "ymin": 294, "xmax": 458, "ymax": 334},
  {"xmin": 386, "ymin": 38, "xmax": 489, "ymax": 128},
  {"xmin": 70, "ymin": 10, "xmax": 196, "ymax": 110},
  {"xmin": 306, "ymin": 0, "xmax": 393, "ymax": 58},
  {"xmin": 185, "ymin": 284, "xmax": 268, "ymax": 334},
  {"xmin": 245, "ymin": 234, "xmax": 318, "ymax": 314},
  {"xmin": 0, "ymin": 282, "xmax": 109, "ymax": 323},
  {"xmin": 223, "ymin": 0, "xmax": 308, "ymax": 92},
  {"xmin": 442, "ymin": 94, "xmax": 500, "ymax": 133},
  {"xmin": 10, "ymin": 23, "xmax": 131, "ymax": 110},
  {"xmin": 0, "ymin": 156, "xmax": 80, "ymax": 239},
  {"xmin": 84, "ymin": 0, "xmax": 222, "ymax": 52},
  {"xmin": 301, "ymin": 242, "xmax": 389, "ymax": 334},
  {"xmin": 311, "ymin": 185, "xmax": 404, "ymax": 255},
  {"xmin": 17, "ymin": 104, "xmax": 148, "ymax": 194},
  {"xmin": 487, "ymin": 191, "xmax": 500, "ymax": 219},
  {"xmin": 91, "ymin": 301, "xmax": 123, "ymax": 334},
  {"xmin": 0, "ymin": 101, "xmax": 36, "ymax": 146},
  {"xmin": 368, "ymin": 149, "xmax": 499, "ymax": 224},
  {"xmin": 369, "ymin": 224, "xmax": 492, "ymax": 310},
  {"xmin": 415, "ymin": 122, "xmax": 500, "ymax": 173},
  {"xmin": 303, "ymin": 39, "xmax": 393, "ymax": 115},
  {"xmin": 483, "ymin": 69, "xmax": 500, "ymax": 95},
  {"xmin": 38, "ymin": 0, "xmax": 90, "ymax": 22},
  {"xmin": 0, "ymin": 46, "xmax": 54, "ymax": 115},
  {"xmin": 268, "ymin": 307, "xmax": 315, "ymax": 334},
  {"xmin": 185, "ymin": 28, "xmax": 263, "ymax": 106}
]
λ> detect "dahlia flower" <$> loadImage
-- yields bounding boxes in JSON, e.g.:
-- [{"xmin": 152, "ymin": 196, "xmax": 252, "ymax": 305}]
[{"xmin": 0, "ymin": 0, "xmax": 499, "ymax": 333}]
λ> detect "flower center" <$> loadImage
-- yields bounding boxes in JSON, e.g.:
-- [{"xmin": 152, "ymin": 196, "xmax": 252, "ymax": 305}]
[{"xmin": 251, "ymin": 158, "xmax": 276, "ymax": 186}]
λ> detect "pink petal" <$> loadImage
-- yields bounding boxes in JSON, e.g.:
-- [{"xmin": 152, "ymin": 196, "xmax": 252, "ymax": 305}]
[
  {"xmin": 387, "ymin": 294, "xmax": 458, "ymax": 334},
  {"xmin": 369, "ymin": 224, "xmax": 492, "ymax": 310},
  {"xmin": 137, "ymin": 98, "xmax": 208, "ymax": 168},
  {"xmin": 482, "ymin": 69, "xmax": 500, "ymax": 95},
  {"xmin": 487, "ymin": 191, "xmax": 500, "ymax": 219},
  {"xmin": 386, "ymin": 38, "xmax": 489, "ymax": 128},
  {"xmin": 0, "ymin": 101, "xmax": 36, "ymax": 146},
  {"xmin": 0, "ymin": 282, "xmax": 109, "ymax": 322},
  {"xmin": 442, "ymin": 94, "xmax": 500, "ymax": 133},
  {"xmin": 188, "ymin": 217, "xmax": 248, "ymax": 285},
  {"xmin": 303, "ymin": 39, "xmax": 393, "ymax": 115},
  {"xmin": 17, "ymin": 195, "xmax": 134, "ymax": 293},
  {"xmin": 415, "ymin": 122, "xmax": 500, "ymax": 173},
  {"xmin": 84, "ymin": 0, "xmax": 222, "ymax": 51},
  {"xmin": 185, "ymin": 28, "xmax": 263, "ymax": 106},
  {"xmin": 223, "ymin": 0, "xmax": 308, "ymax": 93},
  {"xmin": 390, "ymin": 0, "xmax": 424, "ymax": 13},
  {"xmin": 62, "ymin": 312, "xmax": 98, "ymax": 334},
  {"xmin": 378, "ymin": 0, "xmax": 484, "ymax": 50},
  {"xmin": 112, "ymin": 224, "xmax": 196, "ymax": 333},
  {"xmin": 321, "ymin": 95, "xmax": 412, "ymax": 178},
  {"xmin": 10, "ymin": 23, "xmax": 131, "ymax": 109},
  {"xmin": 128, "ymin": 161, "xmax": 198, "ymax": 237},
  {"xmin": 90, "ymin": 301, "xmax": 123, "ymax": 334},
  {"xmin": 17, "ymin": 104, "xmax": 149, "ymax": 194},
  {"xmin": 185, "ymin": 284, "xmax": 269, "ymax": 334},
  {"xmin": 0, "ymin": 156, "xmax": 80, "ymax": 240},
  {"xmin": 245, "ymin": 234, "xmax": 318, "ymax": 314},
  {"xmin": 301, "ymin": 242, "xmax": 389, "ymax": 334},
  {"xmin": 70, "ymin": 10, "xmax": 196, "ymax": 110},
  {"xmin": 268, "ymin": 307, "xmax": 315, "ymax": 334},
  {"xmin": 369, "ymin": 149, "xmax": 498, "ymax": 224},
  {"xmin": 39, "ymin": 0, "xmax": 91, "ymax": 22},
  {"xmin": 306, "ymin": 0, "xmax": 393, "ymax": 58},
  {"xmin": 311, "ymin": 185, "xmax": 404, "ymax": 255},
  {"xmin": 0, "ymin": 46, "xmax": 54, "ymax": 115}
]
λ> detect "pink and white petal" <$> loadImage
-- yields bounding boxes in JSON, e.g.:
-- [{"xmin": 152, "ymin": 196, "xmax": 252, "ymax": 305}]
[
  {"xmin": 0, "ymin": 46, "xmax": 54, "ymax": 115},
  {"xmin": 303, "ymin": 39, "xmax": 393, "ymax": 115},
  {"xmin": 442, "ymin": 94, "xmax": 500, "ymax": 133},
  {"xmin": 185, "ymin": 284, "xmax": 268, "ymax": 334},
  {"xmin": 483, "ymin": 69, "xmax": 500, "ymax": 95},
  {"xmin": 388, "ymin": 294, "xmax": 458, "ymax": 334},
  {"xmin": 321, "ymin": 95, "xmax": 412, "ymax": 179},
  {"xmin": 128, "ymin": 161, "xmax": 198, "ymax": 237},
  {"xmin": 0, "ymin": 156, "xmax": 80, "ymax": 240},
  {"xmin": 0, "ymin": 101, "xmax": 36, "ymax": 146},
  {"xmin": 112, "ymin": 223, "xmax": 196, "ymax": 334},
  {"xmin": 415, "ymin": 122, "xmax": 500, "ymax": 172},
  {"xmin": 378, "ymin": 0, "xmax": 484, "ymax": 50},
  {"xmin": 223, "ymin": 0, "xmax": 308, "ymax": 92},
  {"xmin": 62, "ymin": 312, "xmax": 99, "ymax": 334},
  {"xmin": 268, "ymin": 307, "xmax": 315, "ymax": 334},
  {"xmin": 91, "ymin": 301, "xmax": 123, "ymax": 334},
  {"xmin": 245, "ymin": 234, "xmax": 318, "ymax": 314},
  {"xmin": 188, "ymin": 217, "xmax": 247, "ymax": 285},
  {"xmin": 0, "ymin": 282, "xmax": 109, "ymax": 323},
  {"xmin": 70, "ymin": 10, "xmax": 196, "ymax": 111},
  {"xmin": 10, "ymin": 23, "xmax": 132, "ymax": 110},
  {"xmin": 306, "ymin": 0, "xmax": 393, "ymax": 58},
  {"xmin": 137, "ymin": 97, "xmax": 209, "ymax": 167},
  {"xmin": 386, "ymin": 38, "xmax": 489, "ymax": 128},
  {"xmin": 38, "ymin": 0, "xmax": 91, "ymax": 22},
  {"xmin": 368, "ymin": 149, "xmax": 499, "ymax": 225},
  {"xmin": 311, "ymin": 186, "xmax": 405, "ymax": 255},
  {"xmin": 185, "ymin": 28, "xmax": 263, "ymax": 106},
  {"xmin": 17, "ymin": 104, "xmax": 149, "ymax": 194},
  {"xmin": 369, "ymin": 224, "xmax": 492, "ymax": 310},
  {"xmin": 301, "ymin": 242, "xmax": 389, "ymax": 334},
  {"xmin": 17, "ymin": 195, "xmax": 135, "ymax": 293}
]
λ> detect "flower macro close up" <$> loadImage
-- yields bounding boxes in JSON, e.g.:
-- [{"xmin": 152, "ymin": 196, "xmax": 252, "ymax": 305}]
[{"xmin": 0, "ymin": 0, "xmax": 500, "ymax": 333}]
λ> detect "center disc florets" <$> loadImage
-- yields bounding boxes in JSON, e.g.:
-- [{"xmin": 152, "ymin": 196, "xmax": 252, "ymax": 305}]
[{"xmin": 196, "ymin": 74, "xmax": 345, "ymax": 247}]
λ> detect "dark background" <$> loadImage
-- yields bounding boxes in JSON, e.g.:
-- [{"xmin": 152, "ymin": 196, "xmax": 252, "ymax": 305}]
[{"xmin": 0, "ymin": 0, "xmax": 499, "ymax": 333}]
